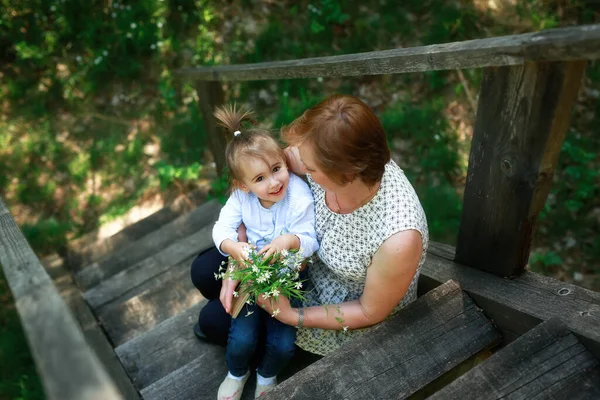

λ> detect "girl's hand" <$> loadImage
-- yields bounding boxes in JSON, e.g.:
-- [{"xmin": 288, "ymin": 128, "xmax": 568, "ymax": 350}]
[
  {"xmin": 257, "ymin": 293, "xmax": 296, "ymax": 326},
  {"xmin": 258, "ymin": 234, "xmax": 299, "ymax": 262},
  {"xmin": 221, "ymin": 240, "xmax": 253, "ymax": 263}
]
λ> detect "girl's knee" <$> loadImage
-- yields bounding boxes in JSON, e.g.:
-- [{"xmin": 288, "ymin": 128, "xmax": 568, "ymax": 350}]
[
  {"xmin": 228, "ymin": 330, "xmax": 259, "ymax": 356},
  {"xmin": 270, "ymin": 332, "xmax": 297, "ymax": 357}
]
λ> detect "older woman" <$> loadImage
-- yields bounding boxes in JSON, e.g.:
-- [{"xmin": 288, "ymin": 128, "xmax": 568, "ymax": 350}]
[{"xmin": 192, "ymin": 94, "xmax": 428, "ymax": 358}]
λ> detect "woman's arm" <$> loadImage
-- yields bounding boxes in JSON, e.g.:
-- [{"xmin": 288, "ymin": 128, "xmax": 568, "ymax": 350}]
[
  {"xmin": 284, "ymin": 146, "xmax": 306, "ymax": 177},
  {"xmin": 260, "ymin": 230, "xmax": 422, "ymax": 329}
]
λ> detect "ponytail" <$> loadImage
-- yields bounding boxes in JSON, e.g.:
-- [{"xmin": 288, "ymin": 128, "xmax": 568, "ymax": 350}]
[
  {"xmin": 213, "ymin": 104, "xmax": 255, "ymax": 140},
  {"xmin": 213, "ymin": 103, "xmax": 284, "ymax": 184}
]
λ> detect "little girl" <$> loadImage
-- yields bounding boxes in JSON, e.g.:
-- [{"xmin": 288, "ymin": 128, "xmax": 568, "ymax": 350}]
[{"xmin": 208, "ymin": 105, "xmax": 318, "ymax": 400}]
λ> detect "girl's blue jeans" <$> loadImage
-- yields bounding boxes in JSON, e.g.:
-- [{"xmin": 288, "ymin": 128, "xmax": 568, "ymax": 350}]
[{"xmin": 226, "ymin": 303, "xmax": 296, "ymax": 378}]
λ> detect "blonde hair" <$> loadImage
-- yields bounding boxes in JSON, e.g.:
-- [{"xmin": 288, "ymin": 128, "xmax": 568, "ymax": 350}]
[{"xmin": 214, "ymin": 104, "xmax": 285, "ymax": 183}]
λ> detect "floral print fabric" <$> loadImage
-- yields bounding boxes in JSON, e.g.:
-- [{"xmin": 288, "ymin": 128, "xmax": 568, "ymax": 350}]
[{"xmin": 296, "ymin": 160, "xmax": 429, "ymax": 356}]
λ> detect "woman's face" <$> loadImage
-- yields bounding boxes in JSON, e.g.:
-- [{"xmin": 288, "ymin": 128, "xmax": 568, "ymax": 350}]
[{"xmin": 298, "ymin": 142, "xmax": 340, "ymax": 192}]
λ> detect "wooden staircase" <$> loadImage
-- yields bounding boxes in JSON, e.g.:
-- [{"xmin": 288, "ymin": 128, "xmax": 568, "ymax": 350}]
[
  {"xmin": 52, "ymin": 195, "xmax": 600, "ymax": 399},
  {"xmin": 3, "ymin": 24, "xmax": 600, "ymax": 400}
]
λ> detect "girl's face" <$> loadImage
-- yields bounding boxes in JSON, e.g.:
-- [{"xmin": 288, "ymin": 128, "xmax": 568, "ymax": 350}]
[
  {"xmin": 237, "ymin": 154, "xmax": 290, "ymax": 209},
  {"xmin": 298, "ymin": 142, "xmax": 339, "ymax": 192}
]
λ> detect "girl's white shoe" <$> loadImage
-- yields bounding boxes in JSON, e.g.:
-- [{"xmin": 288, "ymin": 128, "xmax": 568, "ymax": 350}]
[
  {"xmin": 217, "ymin": 372, "xmax": 249, "ymax": 400},
  {"xmin": 254, "ymin": 381, "xmax": 277, "ymax": 398}
]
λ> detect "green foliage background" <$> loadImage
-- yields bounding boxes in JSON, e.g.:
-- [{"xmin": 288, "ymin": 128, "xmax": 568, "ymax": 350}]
[{"xmin": 1, "ymin": 1, "xmax": 599, "ymax": 398}]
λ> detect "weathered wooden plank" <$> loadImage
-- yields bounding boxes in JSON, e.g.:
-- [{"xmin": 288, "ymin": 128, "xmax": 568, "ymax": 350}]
[
  {"xmin": 97, "ymin": 255, "xmax": 202, "ymax": 346},
  {"xmin": 115, "ymin": 303, "xmax": 211, "ymax": 390},
  {"xmin": 177, "ymin": 24, "xmax": 600, "ymax": 81},
  {"xmin": 0, "ymin": 197, "xmax": 122, "ymax": 400},
  {"xmin": 455, "ymin": 60, "xmax": 586, "ymax": 277},
  {"xmin": 75, "ymin": 199, "xmax": 221, "ymax": 290},
  {"xmin": 141, "ymin": 348, "xmax": 322, "ymax": 400},
  {"xmin": 49, "ymin": 262, "xmax": 140, "ymax": 399},
  {"xmin": 67, "ymin": 189, "xmax": 209, "ymax": 271},
  {"xmin": 84, "ymin": 225, "xmax": 213, "ymax": 310},
  {"xmin": 429, "ymin": 318, "xmax": 600, "ymax": 399},
  {"xmin": 140, "ymin": 348, "xmax": 228, "ymax": 400},
  {"xmin": 250, "ymin": 280, "xmax": 501, "ymax": 400},
  {"xmin": 419, "ymin": 252, "xmax": 600, "ymax": 359},
  {"xmin": 197, "ymin": 81, "xmax": 227, "ymax": 175}
]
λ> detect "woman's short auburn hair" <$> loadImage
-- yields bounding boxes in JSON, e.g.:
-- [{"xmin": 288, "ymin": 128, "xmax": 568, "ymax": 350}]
[{"xmin": 282, "ymin": 95, "xmax": 391, "ymax": 186}]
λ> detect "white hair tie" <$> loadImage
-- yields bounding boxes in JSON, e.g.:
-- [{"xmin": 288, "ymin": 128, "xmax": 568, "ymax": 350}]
[{"xmin": 233, "ymin": 130, "xmax": 241, "ymax": 136}]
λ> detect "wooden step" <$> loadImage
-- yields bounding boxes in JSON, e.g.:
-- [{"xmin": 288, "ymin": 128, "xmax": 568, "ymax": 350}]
[
  {"xmin": 83, "ymin": 225, "xmax": 213, "ymax": 311},
  {"xmin": 97, "ymin": 254, "xmax": 201, "ymax": 346},
  {"xmin": 140, "ymin": 280, "xmax": 501, "ymax": 400},
  {"xmin": 115, "ymin": 303, "xmax": 211, "ymax": 390},
  {"xmin": 75, "ymin": 199, "xmax": 221, "ymax": 290},
  {"xmin": 67, "ymin": 189, "xmax": 209, "ymax": 272},
  {"xmin": 429, "ymin": 317, "xmax": 600, "ymax": 399}
]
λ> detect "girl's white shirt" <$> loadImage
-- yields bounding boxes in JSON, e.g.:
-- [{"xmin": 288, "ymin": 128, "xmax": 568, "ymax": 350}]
[{"xmin": 212, "ymin": 173, "xmax": 319, "ymax": 259}]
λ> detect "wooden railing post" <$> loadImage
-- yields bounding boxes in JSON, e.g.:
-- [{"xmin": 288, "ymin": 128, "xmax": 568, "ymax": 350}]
[
  {"xmin": 196, "ymin": 81, "xmax": 226, "ymax": 175},
  {"xmin": 455, "ymin": 60, "xmax": 586, "ymax": 278}
]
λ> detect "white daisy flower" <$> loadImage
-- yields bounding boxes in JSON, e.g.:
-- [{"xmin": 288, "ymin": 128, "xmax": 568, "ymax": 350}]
[
  {"xmin": 272, "ymin": 309, "xmax": 280, "ymax": 317},
  {"xmin": 233, "ymin": 291, "xmax": 238, "ymax": 298},
  {"xmin": 343, "ymin": 326, "xmax": 349, "ymax": 332},
  {"xmin": 295, "ymin": 282, "xmax": 303, "ymax": 289}
]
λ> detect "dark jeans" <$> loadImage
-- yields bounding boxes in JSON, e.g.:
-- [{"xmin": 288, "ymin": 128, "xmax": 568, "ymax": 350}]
[{"xmin": 190, "ymin": 247, "xmax": 296, "ymax": 378}]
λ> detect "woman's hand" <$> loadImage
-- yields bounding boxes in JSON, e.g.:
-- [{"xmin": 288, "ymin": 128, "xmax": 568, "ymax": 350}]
[
  {"xmin": 284, "ymin": 146, "xmax": 305, "ymax": 176},
  {"xmin": 257, "ymin": 293, "xmax": 297, "ymax": 326},
  {"xmin": 220, "ymin": 271, "xmax": 240, "ymax": 315}
]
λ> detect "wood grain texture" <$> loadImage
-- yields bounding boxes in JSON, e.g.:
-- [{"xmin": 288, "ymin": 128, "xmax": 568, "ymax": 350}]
[
  {"xmin": 258, "ymin": 280, "xmax": 500, "ymax": 400},
  {"xmin": 0, "ymin": 197, "xmax": 122, "ymax": 400},
  {"xmin": 429, "ymin": 318, "xmax": 600, "ymax": 399},
  {"xmin": 74, "ymin": 199, "xmax": 221, "ymax": 290},
  {"xmin": 419, "ymin": 252, "xmax": 600, "ymax": 359},
  {"xmin": 455, "ymin": 60, "xmax": 586, "ymax": 277},
  {"xmin": 97, "ymin": 255, "xmax": 202, "ymax": 346},
  {"xmin": 197, "ymin": 81, "xmax": 227, "ymax": 175},
  {"xmin": 67, "ymin": 189, "xmax": 209, "ymax": 271},
  {"xmin": 115, "ymin": 303, "xmax": 211, "ymax": 390},
  {"xmin": 50, "ymin": 261, "xmax": 140, "ymax": 399},
  {"xmin": 177, "ymin": 24, "xmax": 600, "ymax": 81},
  {"xmin": 83, "ymin": 225, "xmax": 213, "ymax": 310}
]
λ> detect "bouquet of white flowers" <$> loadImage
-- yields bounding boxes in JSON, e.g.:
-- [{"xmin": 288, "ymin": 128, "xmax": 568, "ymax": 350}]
[{"xmin": 215, "ymin": 246, "xmax": 307, "ymax": 318}]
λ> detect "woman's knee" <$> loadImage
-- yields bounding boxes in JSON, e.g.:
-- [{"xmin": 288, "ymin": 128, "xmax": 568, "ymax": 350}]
[
  {"xmin": 198, "ymin": 300, "xmax": 230, "ymax": 346},
  {"xmin": 190, "ymin": 248, "xmax": 225, "ymax": 298}
]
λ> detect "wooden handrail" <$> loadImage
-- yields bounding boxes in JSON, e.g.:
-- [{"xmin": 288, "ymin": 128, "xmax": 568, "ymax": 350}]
[
  {"xmin": 0, "ymin": 197, "xmax": 122, "ymax": 400},
  {"xmin": 178, "ymin": 24, "xmax": 600, "ymax": 82}
]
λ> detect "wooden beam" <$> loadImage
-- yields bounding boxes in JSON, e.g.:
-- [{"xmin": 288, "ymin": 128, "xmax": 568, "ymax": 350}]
[
  {"xmin": 420, "ymin": 247, "xmax": 600, "ymax": 360},
  {"xmin": 429, "ymin": 318, "xmax": 600, "ymax": 399},
  {"xmin": 83, "ymin": 225, "xmax": 214, "ymax": 310},
  {"xmin": 196, "ymin": 81, "xmax": 227, "ymax": 175},
  {"xmin": 455, "ymin": 60, "xmax": 586, "ymax": 277},
  {"xmin": 258, "ymin": 280, "xmax": 500, "ymax": 400},
  {"xmin": 0, "ymin": 198, "xmax": 122, "ymax": 400},
  {"xmin": 74, "ymin": 199, "xmax": 221, "ymax": 290},
  {"xmin": 177, "ymin": 24, "xmax": 600, "ymax": 81},
  {"xmin": 97, "ymin": 255, "xmax": 202, "ymax": 346},
  {"xmin": 65, "ymin": 189, "xmax": 208, "ymax": 272},
  {"xmin": 115, "ymin": 303, "xmax": 210, "ymax": 390}
]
